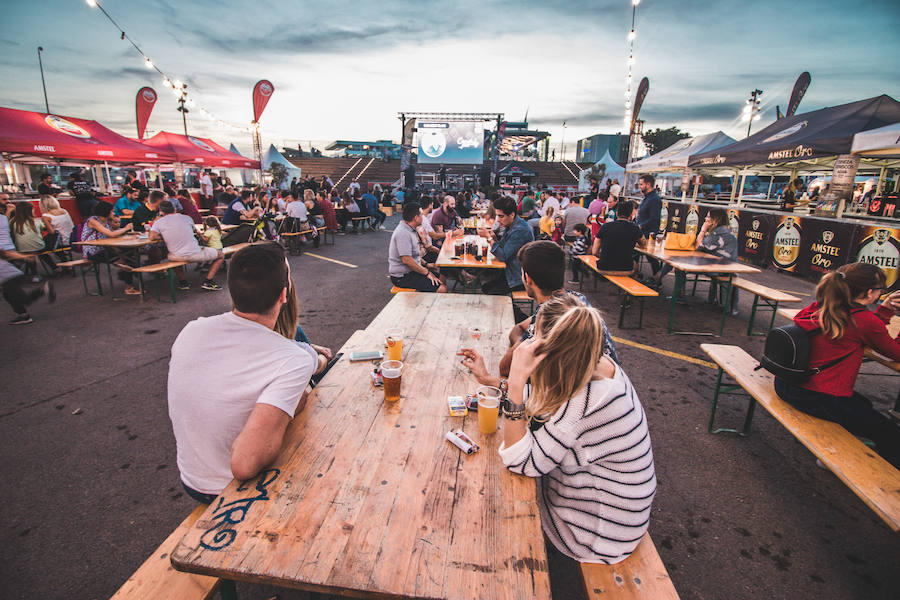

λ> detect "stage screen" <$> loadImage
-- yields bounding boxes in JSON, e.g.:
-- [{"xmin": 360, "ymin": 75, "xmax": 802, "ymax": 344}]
[{"xmin": 417, "ymin": 121, "xmax": 484, "ymax": 164}]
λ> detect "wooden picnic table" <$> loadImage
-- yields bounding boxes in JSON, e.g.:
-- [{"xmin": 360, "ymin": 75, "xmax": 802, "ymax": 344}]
[
  {"xmin": 171, "ymin": 293, "xmax": 551, "ymax": 599},
  {"xmin": 635, "ymin": 242, "xmax": 760, "ymax": 335},
  {"xmin": 71, "ymin": 232, "xmax": 156, "ymax": 249},
  {"xmin": 434, "ymin": 233, "xmax": 505, "ymax": 270}
]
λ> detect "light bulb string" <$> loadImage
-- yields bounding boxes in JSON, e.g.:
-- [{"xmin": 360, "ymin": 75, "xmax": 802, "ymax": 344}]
[{"xmin": 86, "ymin": 0, "xmax": 257, "ymax": 134}]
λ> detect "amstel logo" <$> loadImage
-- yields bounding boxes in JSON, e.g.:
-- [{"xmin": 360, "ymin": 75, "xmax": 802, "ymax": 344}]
[
  {"xmin": 45, "ymin": 115, "xmax": 90, "ymax": 139},
  {"xmin": 141, "ymin": 89, "xmax": 157, "ymax": 103},
  {"xmin": 188, "ymin": 136, "xmax": 216, "ymax": 152},
  {"xmin": 258, "ymin": 82, "xmax": 273, "ymax": 96}
]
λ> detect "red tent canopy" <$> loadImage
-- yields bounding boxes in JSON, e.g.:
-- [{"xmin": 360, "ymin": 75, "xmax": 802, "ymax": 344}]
[
  {"xmin": 141, "ymin": 131, "xmax": 259, "ymax": 169},
  {"xmin": 0, "ymin": 106, "xmax": 176, "ymax": 163}
]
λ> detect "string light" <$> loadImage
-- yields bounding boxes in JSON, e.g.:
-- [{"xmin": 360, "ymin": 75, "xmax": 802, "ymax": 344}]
[
  {"xmin": 623, "ymin": 1, "xmax": 641, "ymax": 130},
  {"xmin": 84, "ymin": 0, "xmax": 255, "ymax": 134}
]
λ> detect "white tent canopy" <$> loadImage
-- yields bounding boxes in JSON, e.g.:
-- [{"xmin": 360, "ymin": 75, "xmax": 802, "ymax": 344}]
[
  {"xmin": 264, "ymin": 144, "xmax": 302, "ymax": 176},
  {"xmin": 851, "ymin": 122, "xmax": 900, "ymax": 157},
  {"xmin": 626, "ymin": 131, "xmax": 736, "ymax": 172},
  {"xmin": 578, "ymin": 149, "xmax": 625, "ymax": 191}
]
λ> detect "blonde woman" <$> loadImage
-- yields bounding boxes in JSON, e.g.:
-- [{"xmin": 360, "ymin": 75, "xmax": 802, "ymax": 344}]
[
  {"xmin": 39, "ymin": 195, "xmax": 75, "ymax": 248},
  {"xmin": 499, "ymin": 294, "xmax": 656, "ymax": 564}
]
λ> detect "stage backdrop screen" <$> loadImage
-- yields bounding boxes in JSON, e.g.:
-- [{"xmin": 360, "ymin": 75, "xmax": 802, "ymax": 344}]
[{"xmin": 417, "ymin": 121, "xmax": 484, "ymax": 164}]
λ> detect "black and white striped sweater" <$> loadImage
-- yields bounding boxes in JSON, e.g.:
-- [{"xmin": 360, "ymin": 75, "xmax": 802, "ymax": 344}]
[{"xmin": 499, "ymin": 365, "xmax": 656, "ymax": 563}]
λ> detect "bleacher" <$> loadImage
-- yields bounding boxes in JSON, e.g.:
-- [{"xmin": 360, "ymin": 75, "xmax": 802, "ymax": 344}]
[{"xmin": 284, "ymin": 156, "xmax": 581, "ymax": 192}]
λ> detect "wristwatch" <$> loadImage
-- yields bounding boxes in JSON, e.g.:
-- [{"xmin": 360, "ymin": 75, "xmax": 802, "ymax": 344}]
[{"xmin": 502, "ymin": 397, "xmax": 526, "ymax": 420}]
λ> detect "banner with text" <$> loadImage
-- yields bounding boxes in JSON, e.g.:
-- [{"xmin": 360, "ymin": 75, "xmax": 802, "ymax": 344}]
[{"xmin": 417, "ymin": 121, "xmax": 484, "ymax": 164}]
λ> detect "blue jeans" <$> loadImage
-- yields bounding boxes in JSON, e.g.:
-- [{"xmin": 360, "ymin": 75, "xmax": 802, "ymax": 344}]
[{"xmin": 182, "ymin": 481, "xmax": 217, "ymax": 504}]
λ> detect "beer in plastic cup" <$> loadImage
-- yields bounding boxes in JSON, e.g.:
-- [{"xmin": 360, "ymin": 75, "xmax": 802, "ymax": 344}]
[
  {"xmin": 476, "ymin": 386, "xmax": 502, "ymax": 434},
  {"xmin": 386, "ymin": 328, "xmax": 403, "ymax": 361},
  {"xmin": 381, "ymin": 360, "xmax": 403, "ymax": 402}
]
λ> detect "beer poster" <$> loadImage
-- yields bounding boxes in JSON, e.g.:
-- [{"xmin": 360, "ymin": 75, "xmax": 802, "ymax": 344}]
[
  {"xmin": 853, "ymin": 226, "xmax": 900, "ymax": 291},
  {"xmin": 796, "ymin": 218, "xmax": 856, "ymax": 278},
  {"xmin": 738, "ymin": 210, "xmax": 775, "ymax": 265},
  {"xmin": 685, "ymin": 204, "xmax": 701, "ymax": 238},
  {"xmin": 728, "ymin": 209, "xmax": 740, "ymax": 239},
  {"xmin": 771, "ymin": 215, "xmax": 803, "ymax": 272},
  {"xmin": 660, "ymin": 202, "xmax": 669, "ymax": 233},
  {"xmin": 665, "ymin": 201, "xmax": 687, "ymax": 233}
]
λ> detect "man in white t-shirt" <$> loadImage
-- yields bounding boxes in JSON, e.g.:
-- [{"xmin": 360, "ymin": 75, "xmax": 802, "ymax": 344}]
[
  {"xmin": 541, "ymin": 191, "xmax": 560, "ymax": 219},
  {"xmin": 168, "ymin": 243, "xmax": 327, "ymax": 501},
  {"xmin": 348, "ymin": 178, "xmax": 360, "ymax": 195},
  {"xmin": 150, "ymin": 200, "xmax": 224, "ymax": 291},
  {"xmin": 609, "ymin": 179, "xmax": 621, "ymax": 201},
  {"xmin": 199, "ymin": 171, "xmax": 213, "ymax": 209}
]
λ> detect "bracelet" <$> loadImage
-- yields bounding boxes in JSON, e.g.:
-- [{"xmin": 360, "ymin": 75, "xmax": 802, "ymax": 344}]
[{"xmin": 503, "ymin": 406, "xmax": 526, "ymax": 420}]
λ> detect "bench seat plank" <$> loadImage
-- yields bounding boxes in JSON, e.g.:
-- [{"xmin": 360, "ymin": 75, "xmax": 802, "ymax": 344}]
[
  {"xmin": 133, "ymin": 261, "xmax": 188, "ymax": 274},
  {"xmin": 111, "ymin": 505, "xmax": 219, "ymax": 600},
  {"xmin": 580, "ymin": 534, "xmax": 679, "ymax": 599},
  {"xmin": 390, "ymin": 286, "xmax": 415, "ymax": 294},
  {"xmin": 700, "ymin": 343, "xmax": 900, "ymax": 532},
  {"xmin": 604, "ymin": 275, "xmax": 659, "ymax": 297},
  {"xmin": 729, "ymin": 277, "xmax": 802, "ymax": 303}
]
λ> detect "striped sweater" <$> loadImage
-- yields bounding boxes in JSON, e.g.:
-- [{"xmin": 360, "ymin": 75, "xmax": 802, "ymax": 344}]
[{"xmin": 499, "ymin": 365, "xmax": 656, "ymax": 563}]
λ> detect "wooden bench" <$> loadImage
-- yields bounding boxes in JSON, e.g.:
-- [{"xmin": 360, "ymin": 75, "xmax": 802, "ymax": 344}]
[
  {"xmin": 511, "ymin": 289, "xmax": 535, "ymax": 315},
  {"xmin": 390, "ymin": 286, "xmax": 416, "ymax": 294},
  {"xmin": 382, "ymin": 205, "xmax": 393, "ymax": 217},
  {"xmin": 316, "ymin": 226, "xmax": 335, "ymax": 246},
  {"xmin": 701, "ymin": 343, "xmax": 900, "ymax": 533},
  {"xmin": 111, "ymin": 504, "xmax": 225, "ymax": 600},
  {"xmin": 57, "ymin": 257, "xmax": 111, "ymax": 296},
  {"xmin": 221, "ymin": 242, "xmax": 250, "ymax": 256},
  {"xmin": 578, "ymin": 256, "xmax": 658, "ymax": 329},
  {"xmin": 580, "ymin": 534, "xmax": 679, "ymax": 599},
  {"xmin": 134, "ymin": 261, "xmax": 189, "ymax": 303},
  {"xmin": 351, "ymin": 215, "xmax": 373, "ymax": 231},
  {"xmin": 721, "ymin": 277, "xmax": 803, "ymax": 336}
]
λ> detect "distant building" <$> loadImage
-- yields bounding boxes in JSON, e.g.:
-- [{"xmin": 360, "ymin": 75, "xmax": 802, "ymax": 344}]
[
  {"xmin": 576, "ymin": 134, "xmax": 630, "ymax": 165},
  {"xmin": 326, "ymin": 140, "xmax": 402, "ymax": 160}
]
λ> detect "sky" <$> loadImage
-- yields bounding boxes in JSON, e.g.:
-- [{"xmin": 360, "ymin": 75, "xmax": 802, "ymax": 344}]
[{"xmin": 1, "ymin": 0, "xmax": 899, "ymax": 158}]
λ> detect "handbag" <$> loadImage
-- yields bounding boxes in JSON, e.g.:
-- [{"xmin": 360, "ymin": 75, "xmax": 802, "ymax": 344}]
[{"xmin": 663, "ymin": 232, "xmax": 696, "ymax": 251}]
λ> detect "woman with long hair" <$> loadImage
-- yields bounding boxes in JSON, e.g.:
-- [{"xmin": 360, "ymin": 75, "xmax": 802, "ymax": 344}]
[
  {"xmin": 498, "ymin": 294, "xmax": 656, "ymax": 564},
  {"xmin": 80, "ymin": 201, "xmax": 140, "ymax": 295},
  {"xmin": 39, "ymin": 195, "xmax": 75, "ymax": 249},
  {"xmin": 775, "ymin": 262, "xmax": 900, "ymax": 467},
  {"xmin": 10, "ymin": 202, "xmax": 57, "ymax": 276}
]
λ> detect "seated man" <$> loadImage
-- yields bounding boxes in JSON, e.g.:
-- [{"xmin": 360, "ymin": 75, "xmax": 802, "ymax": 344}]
[
  {"xmin": 590, "ymin": 199, "xmax": 642, "ymax": 273},
  {"xmin": 475, "ymin": 195, "xmax": 534, "ymax": 297},
  {"xmin": 112, "ymin": 186, "xmax": 140, "ymax": 220},
  {"xmin": 168, "ymin": 243, "xmax": 327, "ymax": 501},
  {"xmin": 149, "ymin": 200, "xmax": 225, "ymax": 291},
  {"xmin": 222, "ymin": 190, "xmax": 261, "ymax": 225},
  {"xmin": 131, "ymin": 189, "xmax": 162, "ymax": 232},
  {"xmin": 388, "ymin": 202, "xmax": 446, "ymax": 293},
  {"xmin": 361, "ymin": 190, "xmax": 386, "ymax": 230},
  {"xmin": 459, "ymin": 239, "xmax": 618, "ymax": 380}
]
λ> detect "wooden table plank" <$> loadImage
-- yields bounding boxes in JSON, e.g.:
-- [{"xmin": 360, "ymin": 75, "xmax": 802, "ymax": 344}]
[
  {"xmin": 435, "ymin": 234, "xmax": 505, "ymax": 270},
  {"xmin": 635, "ymin": 244, "xmax": 760, "ymax": 275},
  {"xmin": 172, "ymin": 294, "xmax": 550, "ymax": 599}
]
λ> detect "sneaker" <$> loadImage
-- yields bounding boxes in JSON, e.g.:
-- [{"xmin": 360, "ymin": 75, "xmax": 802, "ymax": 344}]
[
  {"xmin": 9, "ymin": 314, "xmax": 33, "ymax": 325},
  {"xmin": 124, "ymin": 287, "xmax": 143, "ymax": 295},
  {"xmin": 31, "ymin": 275, "xmax": 41, "ymax": 283},
  {"xmin": 44, "ymin": 280, "xmax": 56, "ymax": 303},
  {"xmin": 567, "ymin": 279, "xmax": 580, "ymax": 285},
  {"xmin": 178, "ymin": 280, "xmax": 192, "ymax": 290},
  {"xmin": 201, "ymin": 280, "xmax": 222, "ymax": 291},
  {"xmin": 729, "ymin": 308, "xmax": 740, "ymax": 316}
]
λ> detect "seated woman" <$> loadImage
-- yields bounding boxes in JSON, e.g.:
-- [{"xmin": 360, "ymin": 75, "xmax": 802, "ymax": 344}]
[
  {"xmin": 775, "ymin": 263, "xmax": 900, "ymax": 468},
  {"xmin": 39, "ymin": 195, "xmax": 75, "ymax": 251},
  {"xmin": 337, "ymin": 190, "xmax": 361, "ymax": 233},
  {"xmin": 10, "ymin": 202, "xmax": 57, "ymax": 277},
  {"xmin": 695, "ymin": 208, "xmax": 740, "ymax": 311},
  {"xmin": 80, "ymin": 201, "xmax": 140, "ymax": 295},
  {"xmin": 499, "ymin": 294, "xmax": 656, "ymax": 563}
]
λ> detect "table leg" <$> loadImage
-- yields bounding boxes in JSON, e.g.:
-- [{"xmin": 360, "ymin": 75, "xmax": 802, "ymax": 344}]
[
  {"xmin": 667, "ymin": 270, "xmax": 684, "ymax": 334},
  {"xmin": 719, "ymin": 275, "xmax": 733, "ymax": 335},
  {"xmin": 219, "ymin": 579, "xmax": 237, "ymax": 600}
]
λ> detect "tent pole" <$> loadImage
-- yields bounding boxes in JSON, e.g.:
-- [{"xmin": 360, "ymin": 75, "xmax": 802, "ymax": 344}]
[
  {"xmin": 729, "ymin": 170, "xmax": 738, "ymax": 203},
  {"xmin": 875, "ymin": 166, "xmax": 886, "ymax": 197},
  {"xmin": 765, "ymin": 175, "xmax": 774, "ymax": 201},
  {"xmin": 103, "ymin": 161, "xmax": 113, "ymax": 194},
  {"xmin": 681, "ymin": 168, "xmax": 689, "ymax": 201},
  {"xmin": 737, "ymin": 168, "xmax": 748, "ymax": 203}
]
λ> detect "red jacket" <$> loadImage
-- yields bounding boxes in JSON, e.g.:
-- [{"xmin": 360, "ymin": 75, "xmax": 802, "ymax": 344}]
[{"xmin": 793, "ymin": 301, "xmax": 900, "ymax": 397}]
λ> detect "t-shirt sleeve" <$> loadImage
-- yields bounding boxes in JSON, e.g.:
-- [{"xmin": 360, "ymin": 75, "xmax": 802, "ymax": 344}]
[
  {"xmin": 256, "ymin": 343, "xmax": 317, "ymax": 416},
  {"xmin": 499, "ymin": 418, "xmax": 577, "ymax": 477},
  {"xmin": 396, "ymin": 229, "xmax": 416, "ymax": 257}
]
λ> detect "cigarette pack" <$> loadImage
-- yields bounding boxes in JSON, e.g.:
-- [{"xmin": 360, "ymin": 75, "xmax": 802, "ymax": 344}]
[
  {"xmin": 446, "ymin": 429, "xmax": 480, "ymax": 454},
  {"xmin": 447, "ymin": 396, "xmax": 467, "ymax": 416}
]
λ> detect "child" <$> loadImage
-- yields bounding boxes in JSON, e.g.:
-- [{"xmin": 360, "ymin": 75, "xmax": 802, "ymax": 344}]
[
  {"xmin": 538, "ymin": 206, "xmax": 555, "ymax": 240},
  {"xmin": 567, "ymin": 223, "xmax": 589, "ymax": 284},
  {"xmin": 201, "ymin": 215, "xmax": 224, "ymax": 250},
  {"xmin": 551, "ymin": 215, "xmax": 565, "ymax": 245}
]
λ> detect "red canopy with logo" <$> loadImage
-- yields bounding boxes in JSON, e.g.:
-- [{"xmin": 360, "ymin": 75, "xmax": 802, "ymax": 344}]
[
  {"xmin": 0, "ymin": 106, "xmax": 176, "ymax": 163},
  {"xmin": 141, "ymin": 131, "xmax": 259, "ymax": 169}
]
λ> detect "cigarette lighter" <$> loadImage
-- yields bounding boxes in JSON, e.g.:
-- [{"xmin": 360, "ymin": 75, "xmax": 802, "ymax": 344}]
[{"xmin": 446, "ymin": 429, "xmax": 480, "ymax": 454}]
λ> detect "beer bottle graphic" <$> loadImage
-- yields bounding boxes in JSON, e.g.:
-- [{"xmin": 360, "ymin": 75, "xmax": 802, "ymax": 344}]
[
  {"xmin": 728, "ymin": 210, "xmax": 740, "ymax": 238},
  {"xmin": 856, "ymin": 228, "xmax": 900, "ymax": 288},
  {"xmin": 685, "ymin": 206, "xmax": 700, "ymax": 237},
  {"xmin": 772, "ymin": 217, "xmax": 802, "ymax": 270},
  {"xmin": 659, "ymin": 203, "xmax": 668, "ymax": 234}
]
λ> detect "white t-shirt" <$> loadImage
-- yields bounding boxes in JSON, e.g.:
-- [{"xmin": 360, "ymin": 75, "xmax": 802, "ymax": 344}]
[
  {"xmin": 286, "ymin": 200, "xmax": 308, "ymax": 220},
  {"xmin": 609, "ymin": 184, "xmax": 621, "ymax": 199},
  {"xmin": 168, "ymin": 312, "xmax": 317, "ymax": 494},
  {"xmin": 542, "ymin": 197, "xmax": 560, "ymax": 218},
  {"xmin": 151, "ymin": 213, "xmax": 202, "ymax": 257},
  {"xmin": 47, "ymin": 211, "xmax": 75, "ymax": 244},
  {"xmin": 200, "ymin": 174, "xmax": 213, "ymax": 196}
]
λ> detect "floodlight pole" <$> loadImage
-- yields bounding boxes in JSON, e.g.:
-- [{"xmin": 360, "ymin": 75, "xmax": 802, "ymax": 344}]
[
  {"xmin": 37, "ymin": 47, "xmax": 49, "ymax": 113},
  {"xmin": 746, "ymin": 89, "xmax": 762, "ymax": 138}
]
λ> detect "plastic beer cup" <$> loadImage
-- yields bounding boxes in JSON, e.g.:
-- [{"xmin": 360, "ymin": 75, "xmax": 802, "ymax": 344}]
[
  {"xmin": 476, "ymin": 386, "xmax": 502, "ymax": 434},
  {"xmin": 386, "ymin": 328, "xmax": 403, "ymax": 361},
  {"xmin": 381, "ymin": 360, "xmax": 403, "ymax": 402}
]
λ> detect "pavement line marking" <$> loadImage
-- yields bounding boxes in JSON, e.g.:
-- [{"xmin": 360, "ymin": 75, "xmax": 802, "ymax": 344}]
[
  {"xmin": 611, "ymin": 336, "xmax": 717, "ymax": 369},
  {"xmin": 303, "ymin": 253, "xmax": 358, "ymax": 268}
]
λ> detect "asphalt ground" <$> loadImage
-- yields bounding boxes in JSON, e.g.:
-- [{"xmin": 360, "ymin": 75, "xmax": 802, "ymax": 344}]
[{"xmin": 1, "ymin": 215, "xmax": 898, "ymax": 600}]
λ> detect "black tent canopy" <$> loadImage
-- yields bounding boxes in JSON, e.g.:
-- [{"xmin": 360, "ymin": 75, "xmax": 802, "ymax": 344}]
[{"xmin": 688, "ymin": 95, "xmax": 900, "ymax": 169}]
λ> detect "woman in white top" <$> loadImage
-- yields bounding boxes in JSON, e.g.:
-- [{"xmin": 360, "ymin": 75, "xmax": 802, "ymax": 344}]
[
  {"xmin": 497, "ymin": 293, "xmax": 656, "ymax": 563},
  {"xmin": 39, "ymin": 195, "xmax": 75, "ymax": 248}
]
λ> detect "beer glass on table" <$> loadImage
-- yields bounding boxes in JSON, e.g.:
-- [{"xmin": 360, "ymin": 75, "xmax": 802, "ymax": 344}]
[
  {"xmin": 476, "ymin": 386, "xmax": 502, "ymax": 434},
  {"xmin": 386, "ymin": 328, "xmax": 404, "ymax": 361},
  {"xmin": 381, "ymin": 360, "xmax": 403, "ymax": 402}
]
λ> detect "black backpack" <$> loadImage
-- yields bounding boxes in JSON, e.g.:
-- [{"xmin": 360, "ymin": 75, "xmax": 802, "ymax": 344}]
[{"xmin": 757, "ymin": 308, "xmax": 862, "ymax": 384}]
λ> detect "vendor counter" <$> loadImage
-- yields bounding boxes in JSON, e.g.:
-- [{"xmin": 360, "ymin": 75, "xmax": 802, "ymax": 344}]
[{"xmin": 626, "ymin": 196, "xmax": 900, "ymax": 292}]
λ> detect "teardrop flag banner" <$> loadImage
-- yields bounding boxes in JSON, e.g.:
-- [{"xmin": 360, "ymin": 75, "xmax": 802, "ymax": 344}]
[
  {"xmin": 786, "ymin": 72, "xmax": 811, "ymax": 118},
  {"xmin": 630, "ymin": 77, "xmax": 650, "ymax": 134},
  {"xmin": 135, "ymin": 87, "xmax": 157, "ymax": 140},
  {"xmin": 252, "ymin": 80, "xmax": 275, "ymax": 123}
]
